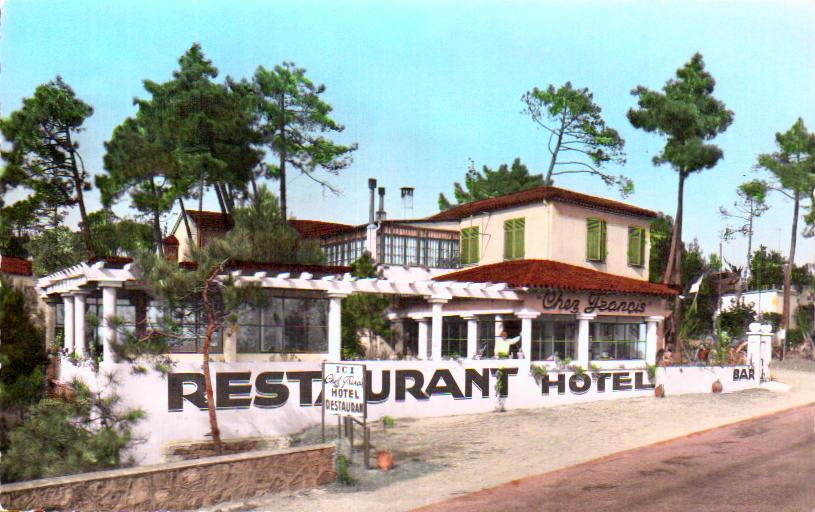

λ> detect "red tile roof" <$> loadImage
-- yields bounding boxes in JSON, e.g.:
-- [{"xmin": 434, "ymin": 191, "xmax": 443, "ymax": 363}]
[
  {"xmin": 289, "ymin": 219, "xmax": 353, "ymax": 238},
  {"xmin": 186, "ymin": 210, "xmax": 234, "ymax": 230},
  {"xmin": 0, "ymin": 256, "xmax": 32, "ymax": 276},
  {"xmin": 434, "ymin": 259, "xmax": 677, "ymax": 297},
  {"xmin": 163, "ymin": 235, "xmax": 179, "ymax": 245},
  {"xmin": 427, "ymin": 186, "xmax": 657, "ymax": 221}
]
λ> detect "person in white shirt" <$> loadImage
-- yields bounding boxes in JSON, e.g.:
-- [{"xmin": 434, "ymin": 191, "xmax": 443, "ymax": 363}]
[{"xmin": 494, "ymin": 330, "xmax": 521, "ymax": 358}]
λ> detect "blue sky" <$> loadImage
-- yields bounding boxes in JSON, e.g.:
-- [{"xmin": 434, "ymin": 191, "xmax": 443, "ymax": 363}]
[{"xmin": 1, "ymin": 0, "xmax": 813, "ymax": 267}]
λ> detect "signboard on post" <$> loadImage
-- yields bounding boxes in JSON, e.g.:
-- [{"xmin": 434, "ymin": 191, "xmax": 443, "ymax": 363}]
[{"xmin": 322, "ymin": 362, "xmax": 366, "ymax": 419}]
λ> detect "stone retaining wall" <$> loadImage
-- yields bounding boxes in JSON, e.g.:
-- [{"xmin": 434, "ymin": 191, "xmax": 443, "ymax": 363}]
[{"xmin": 0, "ymin": 444, "xmax": 334, "ymax": 511}]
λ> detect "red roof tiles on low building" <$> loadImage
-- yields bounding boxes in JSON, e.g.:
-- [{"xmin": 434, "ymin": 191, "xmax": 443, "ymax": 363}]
[
  {"xmin": 0, "ymin": 255, "xmax": 33, "ymax": 276},
  {"xmin": 434, "ymin": 259, "xmax": 677, "ymax": 297},
  {"xmin": 186, "ymin": 210, "xmax": 234, "ymax": 230},
  {"xmin": 427, "ymin": 186, "xmax": 657, "ymax": 221},
  {"xmin": 289, "ymin": 219, "xmax": 354, "ymax": 238},
  {"xmin": 163, "ymin": 235, "xmax": 179, "ymax": 246}
]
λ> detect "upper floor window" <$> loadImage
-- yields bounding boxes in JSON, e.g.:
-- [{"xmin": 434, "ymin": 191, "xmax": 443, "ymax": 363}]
[
  {"xmin": 503, "ymin": 218, "xmax": 525, "ymax": 260},
  {"xmin": 461, "ymin": 226, "xmax": 479, "ymax": 265},
  {"xmin": 586, "ymin": 218, "xmax": 607, "ymax": 262},
  {"xmin": 628, "ymin": 226, "xmax": 646, "ymax": 267}
]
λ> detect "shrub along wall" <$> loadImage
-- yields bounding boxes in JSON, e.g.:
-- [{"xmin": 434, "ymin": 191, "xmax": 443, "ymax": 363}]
[{"xmin": 0, "ymin": 444, "xmax": 335, "ymax": 511}]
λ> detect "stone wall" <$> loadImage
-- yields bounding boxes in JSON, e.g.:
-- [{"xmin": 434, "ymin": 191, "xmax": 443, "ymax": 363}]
[{"xmin": 1, "ymin": 444, "xmax": 335, "ymax": 511}]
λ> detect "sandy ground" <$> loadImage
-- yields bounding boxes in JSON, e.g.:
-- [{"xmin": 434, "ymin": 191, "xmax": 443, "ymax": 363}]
[{"xmin": 203, "ymin": 362, "xmax": 815, "ymax": 512}]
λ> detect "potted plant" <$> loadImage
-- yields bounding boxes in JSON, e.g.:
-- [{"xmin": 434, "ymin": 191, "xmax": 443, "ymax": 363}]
[{"xmin": 377, "ymin": 416, "xmax": 395, "ymax": 471}]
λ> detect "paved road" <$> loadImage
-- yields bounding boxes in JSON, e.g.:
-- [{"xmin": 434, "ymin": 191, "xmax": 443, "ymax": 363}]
[{"xmin": 417, "ymin": 403, "xmax": 815, "ymax": 512}]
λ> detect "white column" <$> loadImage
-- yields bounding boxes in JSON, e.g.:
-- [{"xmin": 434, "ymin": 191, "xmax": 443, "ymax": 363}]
[
  {"xmin": 45, "ymin": 297, "xmax": 59, "ymax": 348},
  {"xmin": 645, "ymin": 316, "xmax": 663, "ymax": 365},
  {"xmin": 417, "ymin": 318, "xmax": 429, "ymax": 360},
  {"xmin": 576, "ymin": 313, "xmax": 595, "ymax": 368},
  {"xmin": 63, "ymin": 294, "xmax": 75, "ymax": 354},
  {"xmin": 746, "ymin": 322, "xmax": 762, "ymax": 374},
  {"xmin": 516, "ymin": 310, "xmax": 540, "ymax": 361},
  {"xmin": 100, "ymin": 284, "xmax": 118, "ymax": 364},
  {"xmin": 759, "ymin": 323, "xmax": 773, "ymax": 382},
  {"xmin": 429, "ymin": 298, "xmax": 447, "ymax": 361},
  {"xmin": 73, "ymin": 291, "xmax": 89, "ymax": 357},
  {"xmin": 464, "ymin": 316, "xmax": 478, "ymax": 359},
  {"xmin": 327, "ymin": 293, "xmax": 347, "ymax": 361}
]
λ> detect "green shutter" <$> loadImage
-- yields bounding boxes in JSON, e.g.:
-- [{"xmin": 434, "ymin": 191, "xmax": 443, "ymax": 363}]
[
  {"xmin": 587, "ymin": 218, "xmax": 606, "ymax": 262},
  {"xmin": 503, "ymin": 218, "xmax": 525, "ymax": 260},
  {"xmin": 628, "ymin": 226, "xmax": 645, "ymax": 267},
  {"xmin": 461, "ymin": 226, "xmax": 479, "ymax": 264},
  {"xmin": 514, "ymin": 218, "xmax": 525, "ymax": 259}
]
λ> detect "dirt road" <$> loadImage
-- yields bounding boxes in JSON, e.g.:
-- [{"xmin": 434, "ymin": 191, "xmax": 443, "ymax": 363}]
[{"xmin": 418, "ymin": 403, "xmax": 815, "ymax": 511}]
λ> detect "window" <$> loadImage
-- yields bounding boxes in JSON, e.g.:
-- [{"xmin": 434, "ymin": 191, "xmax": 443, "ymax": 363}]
[
  {"xmin": 531, "ymin": 315, "xmax": 577, "ymax": 361},
  {"xmin": 441, "ymin": 317, "xmax": 468, "ymax": 358},
  {"xmin": 589, "ymin": 316, "xmax": 646, "ymax": 361},
  {"xmin": 586, "ymin": 218, "xmax": 607, "ymax": 262},
  {"xmin": 476, "ymin": 316, "xmax": 496, "ymax": 358},
  {"xmin": 628, "ymin": 226, "xmax": 646, "ymax": 267},
  {"xmin": 238, "ymin": 294, "xmax": 328, "ymax": 353},
  {"xmin": 460, "ymin": 226, "xmax": 479, "ymax": 265},
  {"xmin": 504, "ymin": 218, "xmax": 525, "ymax": 260},
  {"xmin": 167, "ymin": 305, "xmax": 223, "ymax": 354}
]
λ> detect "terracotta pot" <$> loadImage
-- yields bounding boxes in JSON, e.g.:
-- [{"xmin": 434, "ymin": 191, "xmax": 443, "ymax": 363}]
[
  {"xmin": 712, "ymin": 379, "xmax": 723, "ymax": 393},
  {"xmin": 377, "ymin": 450, "xmax": 394, "ymax": 471},
  {"xmin": 654, "ymin": 384, "xmax": 665, "ymax": 398}
]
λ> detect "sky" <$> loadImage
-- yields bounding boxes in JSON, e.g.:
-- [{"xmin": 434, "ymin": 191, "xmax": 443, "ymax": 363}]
[{"xmin": 1, "ymin": 0, "xmax": 814, "ymax": 268}]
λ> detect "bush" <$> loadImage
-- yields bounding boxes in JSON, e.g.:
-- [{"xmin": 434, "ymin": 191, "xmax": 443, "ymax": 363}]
[
  {"xmin": 785, "ymin": 328, "xmax": 803, "ymax": 348},
  {"xmin": 718, "ymin": 303, "xmax": 757, "ymax": 338},
  {"xmin": 0, "ymin": 378, "xmax": 144, "ymax": 483}
]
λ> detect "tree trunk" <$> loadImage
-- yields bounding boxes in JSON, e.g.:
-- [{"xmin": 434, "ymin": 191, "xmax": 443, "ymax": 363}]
[
  {"xmin": 178, "ymin": 197, "xmax": 194, "ymax": 247},
  {"xmin": 65, "ymin": 131, "xmax": 95, "ymax": 260},
  {"xmin": 544, "ymin": 117, "xmax": 566, "ymax": 185},
  {"xmin": 201, "ymin": 268, "xmax": 223, "ymax": 455},
  {"xmin": 278, "ymin": 95, "xmax": 288, "ymax": 223},
  {"xmin": 781, "ymin": 190, "xmax": 800, "ymax": 360},
  {"xmin": 663, "ymin": 172, "xmax": 685, "ymax": 362},
  {"xmin": 746, "ymin": 210, "xmax": 754, "ymax": 271},
  {"xmin": 148, "ymin": 181, "xmax": 164, "ymax": 256}
]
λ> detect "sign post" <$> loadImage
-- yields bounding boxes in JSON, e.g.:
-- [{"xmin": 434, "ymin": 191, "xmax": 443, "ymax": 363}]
[{"xmin": 322, "ymin": 362, "xmax": 368, "ymax": 467}]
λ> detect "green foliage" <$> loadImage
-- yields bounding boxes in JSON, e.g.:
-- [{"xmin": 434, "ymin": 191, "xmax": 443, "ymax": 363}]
[
  {"xmin": 757, "ymin": 118, "xmax": 815, "ymax": 198},
  {"xmin": 720, "ymin": 179, "xmax": 770, "ymax": 265},
  {"xmin": 0, "ymin": 280, "xmax": 47, "ymax": 414},
  {"xmin": 648, "ymin": 213, "xmax": 673, "ymax": 283},
  {"xmin": 232, "ymin": 185, "xmax": 324, "ymax": 264},
  {"xmin": 100, "ymin": 44, "xmax": 261, "ymax": 250},
  {"xmin": 0, "ymin": 76, "xmax": 97, "ymax": 257},
  {"xmin": 0, "ymin": 378, "xmax": 144, "ymax": 483},
  {"xmin": 84, "ymin": 210, "xmax": 153, "ymax": 258},
  {"xmin": 748, "ymin": 245, "xmax": 785, "ymax": 289},
  {"xmin": 26, "ymin": 226, "xmax": 85, "ymax": 276},
  {"xmin": 336, "ymin": 453, "xmax": 355, "ymax": 485},
  {"xmin": 438, "ymin": 158, "xmax": 544, "ymax": 210},
  {"xmin": 382, "ymin": 415, "xmax": 395, "ymax": 428},
  {"xmin": 718, "ymin": 303, "xmax": 757, "ymax": 338},
  {"xmin": 628, "ymin": 53, "xmax": 734, "ymax": 177},
  {"xmin": 252, "ymin": 62, "xmax": 357, "ymax": 220},
  {"xmin": 646, "ymin": 364, "xmax": 657, "ymax": 382},
  {"xmin": 341, "ymin": 252, "xmax": 392, "ymax": 359},
  {"xmin": 712, "ymin": 326, "xmax": 731, "ymax": 366},
  {"xmin": 522, "ymin": 82, "xmax": 631, "ymax": 196}
]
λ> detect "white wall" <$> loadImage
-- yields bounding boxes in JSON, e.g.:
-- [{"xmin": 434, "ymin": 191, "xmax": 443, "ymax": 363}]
[{"xmin": 57, "ymin": 357, "xmax": 761, "ymax": 467}]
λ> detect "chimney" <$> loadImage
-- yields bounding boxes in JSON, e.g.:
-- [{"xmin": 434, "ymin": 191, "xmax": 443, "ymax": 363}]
[
  {"xmin": 377, "ymin": 187, "xmax": 386, "ymax": 222},
  {"xmin": 400, "ymin": 187, "xmax": 414, "ymax": 217},
  {"xmin": 368, "ymin": 178, "xmax": 377, "ymax": 225}
]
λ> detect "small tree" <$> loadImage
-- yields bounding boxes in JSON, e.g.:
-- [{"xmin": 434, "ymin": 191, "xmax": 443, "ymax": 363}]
[
  {"xmin": 26, "ymin": 226, "xmax": 85, "ymax": 276},
  {"xmin": 114, "ymin": 188, "xmax": 321, "ymax": 454},
  {"xmin": 748, "ymin": 245, "xmax": 785, "ymax": 290},
  {"xmin": 252, "ymin": 62, "xmax": 358, "ymax": 222},
  {"xmin": 0, "ymin": 279, "xmax": 47, "ymax": 437},
  {"xmin": 719, "ymin": 180, "xmax": 770, "ymax": 269},
  {"xmin": 341, "ymin": 252, "xmax": 392, "ymax": 359},
  {"xmin": 438, "ymin": 158, "xmax": 544, "ymax": 210},
  {"xmin": 0, "ymin": 77, "xmax": 97, "ymax": 258},
  {"xmin": 0, "ymin": 377, "xmax": 144, "ymax": 483},
  {"xmin": 522, "ymin": 82, "xmax": 630, "ymax": 196},
  {"xmin": 756, "ymin": 118, "xmax": 815, "ymax": 349}
]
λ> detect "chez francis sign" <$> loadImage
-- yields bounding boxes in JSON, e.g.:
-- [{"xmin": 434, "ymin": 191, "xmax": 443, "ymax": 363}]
[
  {"xmin": 540, "ymin": 290, "xmax": 649, "ymax": 315},
  {"xmin": 166, "ymin": 366, "xmax": 655, "ymax": 411}
]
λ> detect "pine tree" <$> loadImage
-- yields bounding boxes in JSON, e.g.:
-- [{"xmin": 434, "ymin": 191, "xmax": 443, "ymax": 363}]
[
  {"xmin": 522, "ymin": 82, "xmax": 630, "ymax": 196},
  {"xmin": 438, "ymin": 158, "xmax": 544, "ymax": 210},
  {"xmin": 0, "ymin": 77, "xmax": 97, "ymax": 258},
  {"xmin": 252, "ymin": 62, "xmax": 358, "ymax": 222}
]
